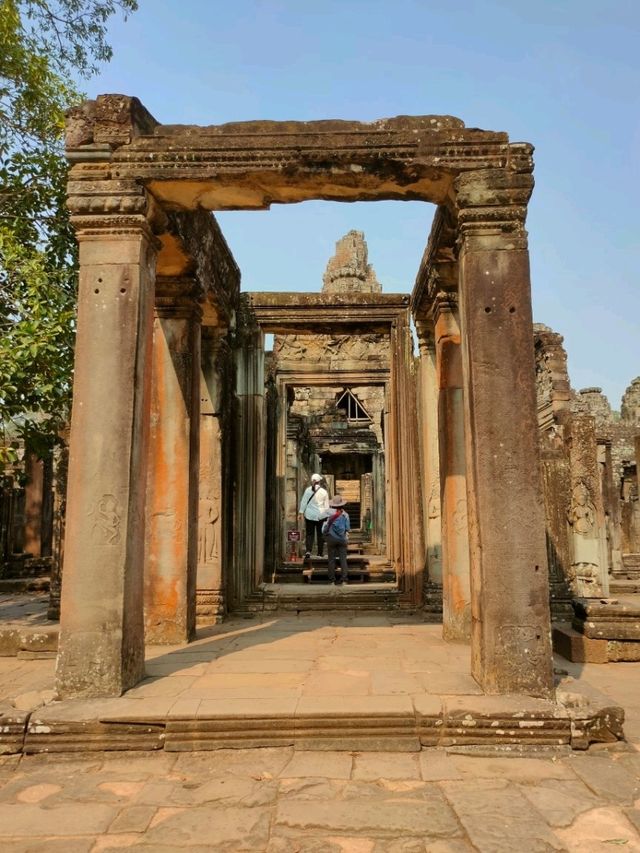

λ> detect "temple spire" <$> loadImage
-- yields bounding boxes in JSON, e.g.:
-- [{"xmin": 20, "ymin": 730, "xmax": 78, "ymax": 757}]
[{"xmin": 322, "ymin": 230, "xmax": 382, "ymax": 294}]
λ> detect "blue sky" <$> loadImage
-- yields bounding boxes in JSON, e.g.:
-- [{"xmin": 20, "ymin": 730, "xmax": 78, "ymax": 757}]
[{"xmin": 89, "ymin": 0, "xmax": 639, "ymax": 405}]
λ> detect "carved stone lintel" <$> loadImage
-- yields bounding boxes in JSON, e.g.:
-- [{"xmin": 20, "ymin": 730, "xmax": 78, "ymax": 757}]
[{"xmin": 274, "ymin": 332, "xmax": 389, "ymax": 364}]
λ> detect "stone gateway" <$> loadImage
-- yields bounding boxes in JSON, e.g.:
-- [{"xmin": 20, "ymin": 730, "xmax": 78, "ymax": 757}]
[{"xmin": 55, "ymin": 94, "xmax": 554, "ymax": 699}]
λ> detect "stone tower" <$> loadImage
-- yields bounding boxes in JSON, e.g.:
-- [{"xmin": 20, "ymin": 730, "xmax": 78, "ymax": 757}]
[
  {"xmin": 322, "ymin": 230, "xmax": 382, "ymax": 295},
  {"xmin": 621, "ymin": 377, "xmax": 640, "ymax": 423}
]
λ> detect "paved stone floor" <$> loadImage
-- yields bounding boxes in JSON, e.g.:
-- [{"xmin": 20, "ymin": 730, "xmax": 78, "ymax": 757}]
[{"xmin": 1, "ymin": 610, "xmax": 640, "ymax": 850}]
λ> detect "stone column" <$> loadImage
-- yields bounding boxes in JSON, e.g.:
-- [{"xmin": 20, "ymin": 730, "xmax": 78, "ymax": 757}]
[
  {"xmin": 415, "ymin": 321, "xmax": 443, "ymax": 587},
  {"xmin": 634, "ymin": 435, "xmax": 640, "ymax": 554},
  {"xmin": 565, "ymin": 414, "xmax": 610, "ymax": 598},
  {"xmin": 23, "ymin": 453, "xmax": 44, "ymax": 558},
  {"xmin": 455, "ymin": 168, "xmax": 554, "ymax": 697},
  {"xmin": 196, "ymin": 329, "xmax": 225, "ymax": 623},
  {"xmin": 48, "ymin": 431, "xmax": 70, "ymax": 621},
  {"xmin": 599, "ymin": 440, "xmax": 622, "ymax": 577},
  {"xmin": 144, "ymin": 278, "xmax": 201, "ymax": 644},
  {"xmin": 231, "ymin": 309, "xmax": 266, "ymax": 608},
  {"xmin": 371, "ymin": 450, "xmax": 386, "ymax": 553},
  {"xmin": 56, "ymin": 218, "xmax": 158, "ymax": 698},
  {"xmin": 434, "ymin": 293, "xmax": 471, "ymax": 641},
  {"xmin": 540, "ymin": 443, "xmax": 574, "ymax": 621},
  {"xmin": 388, "ymin": 312, "xmax": 424, "ymax": 605}
]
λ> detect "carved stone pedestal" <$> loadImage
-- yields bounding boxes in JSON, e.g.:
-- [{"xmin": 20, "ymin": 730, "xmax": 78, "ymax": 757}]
[
  {"xmin": 621, "ymin": 554, "xmax": 640, "ymax": 579},
  {"xmin": 195, "ymin": 590, "xmax": 224, "ymax": 624},
  {"xmin": 554, "ymin": 597, "xmax": 640, "ymax": 663}
]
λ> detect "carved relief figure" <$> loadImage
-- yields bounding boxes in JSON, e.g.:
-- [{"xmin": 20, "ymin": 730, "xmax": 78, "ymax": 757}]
[
  {"xmin": 452, "ymin": 498, "xmax": 468, "ymax": 534},
  {"xmin": 91, "ymin": 494, "xmax": 121, "ymax": 545},
  {"xmin": 198, "ymin": 491, "xmax": 220, "ymax": 564},
  {"xmin": 276, "ymin": 333, "xmax": 389, "ymax": 364},
  {"xmin": 570, "ymin": 481, "xmax": 595, "ymax": 535},
  {"xmin": 568, "ymin": 479, "xmax": 600, "ymax": 590},
  {"xmin": 427, "ymin": 480, "xmax": 441, "ymax": 520},
  {"xmin": 498, "ymin": 624, "xmax": 544, "ymax": 679}
]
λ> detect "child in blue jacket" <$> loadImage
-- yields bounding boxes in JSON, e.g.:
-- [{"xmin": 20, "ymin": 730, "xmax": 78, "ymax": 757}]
[{"xmin": 322, "ymin": 495, "xmax": 351, "ymax": 585}]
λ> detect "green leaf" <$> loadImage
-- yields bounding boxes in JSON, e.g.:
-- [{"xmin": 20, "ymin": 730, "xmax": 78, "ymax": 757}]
[{"xmin": 0, "ymin": 0, "xmax": 137, "ymax": 465}]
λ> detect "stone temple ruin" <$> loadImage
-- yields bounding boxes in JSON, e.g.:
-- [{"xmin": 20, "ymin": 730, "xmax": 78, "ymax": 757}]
[{"xmin": 0, "ymin": 96, "xmax": 638, "ymax": 740}]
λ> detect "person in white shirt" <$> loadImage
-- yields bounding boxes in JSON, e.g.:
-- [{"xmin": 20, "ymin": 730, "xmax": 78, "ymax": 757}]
[{"xmin": 298, "ymin": 473, "xmax": 330, "ymax": 558}]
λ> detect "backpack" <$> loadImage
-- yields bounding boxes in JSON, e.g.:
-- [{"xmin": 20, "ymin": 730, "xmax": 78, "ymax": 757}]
[{"xmin": 322, "ymin": 510, "xmax": 342, "ymax": 536}]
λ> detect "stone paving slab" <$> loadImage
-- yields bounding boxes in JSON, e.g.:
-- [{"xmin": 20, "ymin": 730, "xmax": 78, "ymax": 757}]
[
  {"xmin": 0, "ymin": 747, "xmax": 637, "ymax": 850},
  {"xmin": 0, "ymin": 615, "xmax": 631, "ymax": 756},
  {"xmin": 0, "ymin": 594, "xmax": 58, "ymax": 658},
  {"xmin": 441, "ymin": 778, "xmax": 566, "ymax": 851}
]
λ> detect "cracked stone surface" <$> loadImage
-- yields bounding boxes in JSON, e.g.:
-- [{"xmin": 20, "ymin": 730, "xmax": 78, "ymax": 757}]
[
  {"xmin": 0, "ymin": 615, "xmax": 640, "ymax": 848},
  {"xmin": 0, "ymin": 746, "xmax": 637, "ymax": 850}
]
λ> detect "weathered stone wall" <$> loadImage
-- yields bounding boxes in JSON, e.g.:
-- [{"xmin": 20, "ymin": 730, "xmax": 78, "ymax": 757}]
[{"xmin": 535, "ymin": 324, "xmax": 640, "ymax": 596}]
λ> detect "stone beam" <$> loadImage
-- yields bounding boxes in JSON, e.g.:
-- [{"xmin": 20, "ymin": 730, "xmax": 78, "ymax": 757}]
[
  {"xmin": 158, "ymin": 211, "xmax": 240, "ymax": 328},
  {"xmin": 414, "ymin": 320, "xmax": 442, "ymax": 596},
  {"xmin": 411, "ymin": 206, "xmax": 458, "ymax": 320},
  {"xmin": 66, "ymin": 95, "xmax": 533, "ymax": 210},
  {"xmin": 248, "ymin": 292, "xmax": 409, "ymax": 334}
]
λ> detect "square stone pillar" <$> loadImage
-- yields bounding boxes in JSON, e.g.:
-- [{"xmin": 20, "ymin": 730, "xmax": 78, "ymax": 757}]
[
  {"xmin": 144, "ymin": 278, "xmax": 201, "ymax": 644},
  {"xmin": 231, "ymin": 306, "xmax": 266, "ymax": 608},
  {"xmin": 434, "ymin": 293, "xmax": 471, "ymax": 642},
  {"xmin": 565, "ymin": 414, "xmax": 610, "ymax": 598},
  {"xmin": 388, "ymin": 312, "xmax": 424, "ymax": 605},
  {"xmin": 196, "ymin": 329, "xmax": 225, "ymax": 623},
  {"xmin": 23, "ymin": 453, "xmax": 44, "ymax": 558},
  {"xmin": 455, "ymin": 169, "xmax": 554, "ymax": 697},
  {"xmin": 56, "ymin": 220, "xmax": 158, "ymax": 698},
  {"xmin": 415, "ymin": 321, "xmax": 443, "ymax": 588}
]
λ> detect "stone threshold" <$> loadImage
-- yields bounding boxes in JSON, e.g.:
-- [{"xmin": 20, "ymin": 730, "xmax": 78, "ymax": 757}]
[
  {"xmin": 1, "ymin": 686, "xmax": 624, "ymax": 756},
  {"xmin": 0, "ymin": 577, "xmax": 50, "ymax": 594},
  {"xmin": 239, "ymin": 583, "xmax": 403, "ymax": 613}
]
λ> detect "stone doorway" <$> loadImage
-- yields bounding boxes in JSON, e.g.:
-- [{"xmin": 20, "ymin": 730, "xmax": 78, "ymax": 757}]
[{"xmin": 56, "ymin": 96, "xmax": 554, "ymax": 701}]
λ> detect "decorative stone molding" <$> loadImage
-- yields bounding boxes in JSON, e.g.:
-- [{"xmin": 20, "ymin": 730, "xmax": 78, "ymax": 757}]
[
  {"xmin": 534, "ymin": 325, "xmax": 572, "ymax": 434},
  {"xmin": 454, "ymin": 168, "xmax": 533, "ymax": 252}
]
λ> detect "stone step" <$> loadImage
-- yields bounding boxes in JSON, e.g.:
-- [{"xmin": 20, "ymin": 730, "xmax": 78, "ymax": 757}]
[
  {"xmin": 610, "ymin": 580, "xmax": 640, "ymax": 595},
  {"xmin": 5, "ymin": 687, "xmax": 623, "ymax": 755},
  {"xmin": 621, "ymin": 553, "xmax": 640, "ymax": 578},
  {"xmin": 0, "ymin": 557, "xmax": 53, "ymax": 579},
  {"xmin": 275, "ymin": 558, "xmax": 395, "ymax": 585},
  {"xmin": 0, "ymin": 577, "xmax": 50, "ymax": 594},
  {"xmin": 239, "ymin": 584, "xmax": 402, "ymax": 612}
]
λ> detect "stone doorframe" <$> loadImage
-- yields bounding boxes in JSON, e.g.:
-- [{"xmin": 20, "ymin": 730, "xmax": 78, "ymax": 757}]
[
  {"xmin": 272, "ymin": 374, "xmax": 389, "ymax": 580},
  {"xmin": 248, "ymin": 291, "xmax": 422, "ymax": 607},
  {"xmin": 57, "ymin": 94, "xmax": 553, "ymax": 699}
]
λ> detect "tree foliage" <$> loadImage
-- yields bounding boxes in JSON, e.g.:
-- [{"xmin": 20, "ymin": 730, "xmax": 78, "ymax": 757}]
[{"xmin": 0, "ymin": 0, "xmax": 137, "ymax": 462}]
